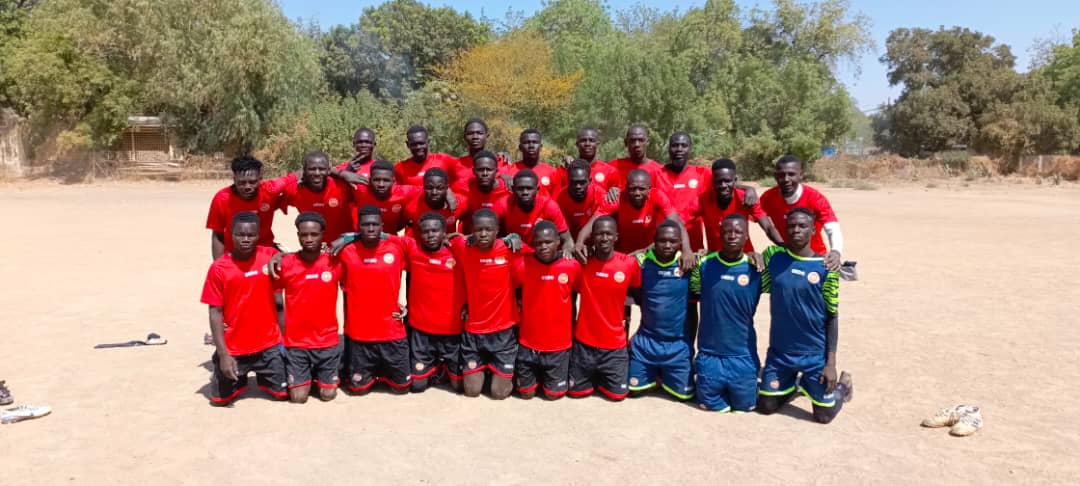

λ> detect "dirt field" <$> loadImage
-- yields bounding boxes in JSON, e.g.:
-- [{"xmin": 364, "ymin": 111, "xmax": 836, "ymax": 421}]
[{"xmin": 1, "ymin": 179, "xmax": 1078, "ymax": 485}]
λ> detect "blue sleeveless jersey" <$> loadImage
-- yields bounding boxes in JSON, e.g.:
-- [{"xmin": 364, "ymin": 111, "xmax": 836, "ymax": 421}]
[
  {"xmin": 761, "ymin": 246, "xmax": 839, "ymax": 355},
  {"xmin": 690, "ymin": 253, "xmax": 761, "ymax": 357},
  {"xmin": 636, "ymin": 250, "xmax": 690, "ymax": 340}
]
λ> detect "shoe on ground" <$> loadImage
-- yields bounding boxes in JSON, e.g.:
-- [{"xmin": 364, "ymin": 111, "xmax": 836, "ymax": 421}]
[
  {"xmin": 949, "ymin": 407, "xmax": 983, "ymax": 437},
  {"xmin": 1, "ymin": 404, "xmax": 51, "ymax": 424},
  {"xmin": 0, "ymin": 381, "xmax": 11, "ymax": 406},
  {"xmin": 838, "ymin": 371, "xmax": 854, "ymax": 402},
  {"xmin": 921, "ymin": 404, "xmax": 978, "ymax": 428}
]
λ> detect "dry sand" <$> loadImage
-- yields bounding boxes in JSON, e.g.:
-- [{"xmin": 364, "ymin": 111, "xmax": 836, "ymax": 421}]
[{"xmin": 1, "ymin": 179, "xmax": 1078, "ymax": 485}]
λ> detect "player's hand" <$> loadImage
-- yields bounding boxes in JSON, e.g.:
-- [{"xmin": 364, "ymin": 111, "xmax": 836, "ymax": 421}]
[
  {"xmin": 573, "ymin": 242, "xmax": 590, "ymax": 264},
  {"xmin": 459, "ymin": 305, "xmax": 468, "ymax": 324},
  {"xmin": 218, "ymin": 352, "xmax": 240, "ymax": 382},
  {"xmin": 499, "ymin": 173, "xmax": 513, "ymax": 189},
  {"xmin": 605, "ymin": 187, "xmax": 620, "ymax": 203},
  {"xmin": 465, "ymin": 234, "xmax": 476, "ymax": 246},
  {"xmin": 561, "ymin": 245, "xmax": 575, "ymax": 260},
  {"xmin": 742, "ymin": 186, "xmax": 759, "ymax": 207},
  {"xmin": 825, "ymin": 250, "xmax": 842, "ymax": 272},
  {"xmin": 447, "ymin": 191, "xmax": 458, "ymax": 212},
  {"xmin": 561, "ymin": 155, "xmax": 574, "ymax": 168},
  {"xmin": 747, "ymin": 252, "xmax": 765, "ymax": 272},
  {"xmin": 268, "ymin": 252, "xmax": 285, "ymax": 279},
  {"xmin": 501, "ymin": 233, "xmax": 522, "ymax": 252},
  {"xmin": 679, "ymin": 251, "xmax": 698, "ymax": 274},
  {"xmin": 821, "ymin": 363, "xmax": 839, "ymax": 394},
  {"xmin": 329, "ymin": 237, "xmax": 348, "ymax": 256},
  {"xmin": 392, "ymin": 304, "xmax": 407, "ymax": 322}
]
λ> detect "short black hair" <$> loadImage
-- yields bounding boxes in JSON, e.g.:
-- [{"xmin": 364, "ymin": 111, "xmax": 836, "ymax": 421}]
[
  {"xmin": 473, "ymin": 150, "xmax": 497, "ymax": 165},
  {"xmin": 418, "ymin": 211, "xmax": 445, "ymax": 227},
  {"xmin": 520, "ymin": 128, "xmax": 541, "ymax": 140},
  {"xmin": 568, "ymin": 159, "xmax": 590, "ymax": 175},
  {"xmin": 626, "ymin": 123, "xmax": 649, "ymax": 137},
  {"xmin": 357, "ymin": 204, "xmax": 383, "ymax": 220},
  {"xmin": 670, "ymin": 131, "xmax": 691, "ymax": 143},
  {"xmin": 370, "ymin": 159, "xmax": 394, "ymax": 175},
  {"xmin": 231, "ymin": 211, "xmax": 259, "ymax": 230},
  {"xmin": 464, "ymin": 118, "xmax": 488, "ymax": 133},
  {"xmin": 786, "ymin": 207, "xmax": 814, "ymax": 220},
  {"xmin": 303, "ymin": 150, "xmax": 329, "ymax": 165},
  {"xmin": 593, "ymin": 215, "xmax": 617, "ymax": 229},
  {"xmin": 577, "ymin": 126, "xmax": 598, "ymax": 138},
  {"xmin": 626, "ymin": 169, "xmax": 651, "ymax": 184},
  {"xmin": 231, "ymin": 155, "xmax": 263, "ymax": 174},
  {"xmin": 423, "ymin": 167, "xmax": 449, "ymax": 182},
  {"xmin": 722, "ymin": 213, "xmax": 747, "ymax": 223},
  {"xmin": 353, "ymin": 127, "xmax": 374, "ymax": 139},
  {"xmin": 657, "ymin": 219, "xmax": 681, "ymax": 233},
  {"xmin": 296, "ymin": 211, "xmax": 327, "ymax": 230},
  {"xmin": 533, "ymin": 220, "xmax": 558, "ymax": 237},
  {"xmin": 406, "ymin": 125, "xmax": 428, "ymax": 137},
  {"xmin": 513, "ymin": 168, "xmax": 538, "ymax": 185},
  {"xmin": 776, "ymin": 155, "xmax": 802, "ymax": 169},
  {"xmin": 712, "ymin": 158, "xmax": 737, "ymax": 172},
  {"xmin": 473, "ymin": 208, "xmax": 498, "ymax": 224}
]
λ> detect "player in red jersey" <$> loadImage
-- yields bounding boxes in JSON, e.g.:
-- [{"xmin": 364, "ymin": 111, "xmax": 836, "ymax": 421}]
[
  {"xmin": 654, "ymin": 132, "xmax": 710, "ymax": 251},
  {"xmin": 503, "ymin": 129, "xmax": 562, "ymax": 197},
  {"xmin": 561, "ymin": 127, "xmax": 620, "ymax": 195},
  {"xmin": 336, "ymin": 128, "xmax": 377, "ymax": 178},
  {"xmin": 456, "ymin": 119, "xmax": 509, "ymax": 183},
  {"xmin": 447, "ymin": 209, "xmax": 521, "ymax": 400},
  {"xmin": 350, "ymin": 160, "xmax": 422, "ymax": 234},
  {"xmin": 201, "ymin": 212, "xmax": 288, "ymax": 405},
  {"xmin": 269, "ymin": 212, "xmax": 342, "ymax": 403},
  {"xmin": 693, "ymin": 158, "xmax": 783, "ymax": 253},
  {"xmin": 337, "ymin": 205, "xmax": 411, "ymax": 394},
  {"xmin": 282, "ymin": 151, "xmax": 354, "ymax": 244},
  {"xmin": 493, "ymin": 169, "xmax": 574, "ymax": 256},
  {"xmin": 511, "ymin": 221, "xmax": 581, "ymax": 400},
  {"xmin": 395, "ymin": 125, "xmax": 459, "ymax": 186},
  {"xmin": 608, "ymin": 124, "xmax": 664, "ymax": 188},
  {"xmin": 453, "ymin": 150, "xmax": 511, "ymax": 234},
  {"xmin": 206, "ymin": 155, "xmax": 298, "ymax": 260},
  {"xmin": 568, "ymin": 216, "xmax": 641, "ymax": 401},
  {"xmin": 555, "ymin": 159, "xmax": 618, "ymax": 241},
  {"xmin": 759, "ymin": 155, "xmax": 843, "ymax": 270},
  {"xmin": 402, "ymin": 168, "xmax": 466, "ymax": 237}
]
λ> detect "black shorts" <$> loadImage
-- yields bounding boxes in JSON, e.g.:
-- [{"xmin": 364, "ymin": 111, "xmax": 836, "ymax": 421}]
[
  {"xmin": 461, "ymin": 327, "xmax": 518, "ymax": 378},
  {"xmin": 409, "ymin": 328, "xmax": 462, "ymax": 381},
  {"xmin": 346, "ymin": 337, "xmax": 411, "ymax": 392},
  {"xmin": 286, "ymin": 345, "xmax": 341, "ymax": 390},
  {"xmin": 568, "ymin": 341, "xmax": 629, "ymax": 400},
  {"xmin": 515, "ymin": 346, "xmax": 570, "ymax": 397},
  {"xmin": 210, "ymin": 346, "xmax": 287, "ymax": 404}
]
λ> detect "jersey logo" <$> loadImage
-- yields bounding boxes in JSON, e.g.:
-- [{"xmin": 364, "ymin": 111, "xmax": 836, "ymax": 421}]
[
  {"xmin": 672, "ymin": 268, "xmax": 682, "ymax": 277},
  {"xmin": 557, "ymin": 273, "xmax": 569, "ymax": 284},
  {"xmin": 644, "ymin": 216, "xmax": 652, "ymax": 225},
  {"xmin": 688, "ymin": 179, "xmax": 699, "ymax": 189},
  {"xmin": 807, "ymin": 271, "xmax": 820, "ymax": 284},
  {"xmin": 328, "ymin": 198, "xmax": 340, "ymax": 208},
  {"xmin": 541, "ymin": 176, "xmax": 551, "ymax": 186},
  {"xmin": 320, "ymin": 271, "xmax": 333, "ymax": 283},
  {"xmin": 614, "ymin": 271, "xmax": 626, "ymax": 283},
  {"xmin": 418, "ymin": 171, "xmax": 426, "ymax": 177},
  {"xmin": 259, "ymin": 203, "xmax": 271, "ymax": 212},
  {"xmin": 494, "ymin": 256, "xmax": 507, "ymax": 265},
  {"xmin": 261, "ymin": 264, "xmax": 269, "ymax": 275},
  {"xmin": 737, "ymin": 274, "xmax": 750, "ymax": 286},
  {"xmin": 383, "ymin": 253, "xmax": 395, "ymax": 264},
  {"xmin": 391, "ymin": 204, "xmax": 402, "ymax": 213},
  {"xmin": 445, "ymin": 258, "xmax": 456, "ymax": 268},
  {"xmin": 595, "ymin": 173, "xmax": 605, "ymax": 183}
]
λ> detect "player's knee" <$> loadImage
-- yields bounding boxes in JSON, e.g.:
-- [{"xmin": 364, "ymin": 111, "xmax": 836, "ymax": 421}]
[
  {"xmin": 388, "ymin": 383, "xmax": 410, "ymax": 395},
  {"xmin": 318, "ymin": 387, "xmax": 337, "ymax": 401},
  {"xmin": 463, "ymin": 373, "xmax": 484, "ymax": 397},
  {"xmin": 449, "ymin": 380, "xmax": 463, "ymax": 393},
  {"xmin": 519, "ymin": 389, "xmax": 536, "ymax": 400},
  {"xmin": 289, "ymin": 387, "xmax": 310, "ymax": 404},
  {"xmin": 490, "ymin": 376, "xmax": 513, "ymax": 400},
  {"xmin": 756, "ymin": 395, "xmax": 781, "ymax": 414},
  {"xmin": 543, "ymin": 391, "xmax": 564, "ymax": 401},
  {"xmin": 411, "ymin": 378, "xmax": 429, "ymax": 393},
  {"xmin": 813, "ymin": 406, "xmax": 837, "ymax": 424}
]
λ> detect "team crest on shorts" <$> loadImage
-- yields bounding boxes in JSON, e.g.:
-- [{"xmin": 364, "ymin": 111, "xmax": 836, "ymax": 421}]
[
  {"xmin": 391, "ymin": 204, "xmax": 402, "ymax": 213},
  {"xmin": 737, "ymin": 274, "xmax": 750, "ymax": 286},
  {"xmin": 320, "ymin": 271, "xmax": 333, "ymax": 282},
  {"xmin": 614, "ymin": 271, "xmax": 626, "ymax": 283},
  {"xmin": 769, "ymin": 380, "xmax": 780, "ymax": 390},
  {"xmin": 688, "ymin": 179, "xmax": 699, "ymax": 189},
  {"xmin": 494, "ymin": 256, "xmax": 506, "ymax": 265},
  {"xmin": 468, "ymin": 360, "xmax": 478, "ymax": 369},
  {"xmin": 541, "ymin": 176, "xmax": 551, "ymax": 186},
  {"xmin": 328, "ymin": 198, "xmax": 340, "ymax": 208},
  {"xmin": 629, "ymin": 377, "xmax": 639, "ymax": 386},
  {"xmin": 557, "ymin": 273, "xmax": 569, "ymax": 284},
  {"xmin": 259, "ymin": 203, "xmax": 271, "ymax": 212},
  {"xmin": 807, "ymin": 272, "xmax": 821, "ymax": 284},
  {"xmin": 383, "ymin": 253, "xmax": 395, "ymax": 264},
  {"xmin": 445, "ymin": 258, "xmax": 456, "ymax": 268},
  {"xmin": 415, "ymin": 362, "xmax": 425, "ymax": 371},
  {"xmin": 595, "ymin": 173, "xmax": 605, "ymax": 182}
]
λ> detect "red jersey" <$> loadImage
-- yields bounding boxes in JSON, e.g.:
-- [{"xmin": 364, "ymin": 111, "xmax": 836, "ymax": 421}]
[
  {"xmin": 453, "ymin": 178, "xmax": 511, "ymax": 234},
  {"xmin": 351, "ymin": 184, "xmax": 422, "ymax": 234},
  {"xmin": 402, "ymin": 192, "xmax": 467, "ymax": 237},
  {"xmin": 336, "ymin": 159, "xmax": 376, "ymax": 180},
  {"xmin": 512, "ymin": 257, "xmax": 581, "ymax": 352},
  {"xmin": 273, "ymin": 253, "xmax": 341, "ymax": 349},
  {"xmin": 504, "ymin": 161, "xmax": 563, "ymax": 198},
  {"xmin": 200, "ymin": 246, "xmax": 282, "ymax": 356},
  {"xmin": 448, "ymin": 236, "xmax": 519, "ymax": 334},
  {"xmin": 339, "ymin": 238, "xmax": 406, "ymax": 342},
  {"xmin": 554, "ymin": 185, "xmax": 618, "ymax": 240},
  {"xmin": 454, "ymin": 152, "xmax": 509, "ymax": 184},
  {"xmin": 574, "ymin": 253, "xmax": 641, "ymax": 349},
  {"xmin": 759, "ymin": 184, "xmax": 838, "ymax": 255},
  {"xmin": 401, "ymin": 237, "xmax": 465, "ymax": 335},
  {"xmin": 557, "ymin": 160, "xmax": 620, "ymax": 193},
  {"xmin": 598, "ymin": 190, "xmax": 676, "ymax": 254},
  {"xmin": 282, "ymin": 177, "xmax": 354, "ymax": 243},
  {"xmin": 205, "ymin": 173, "xmax": 295, "ymax": 252},
  {"xmin": 655, "ymin": 164, "xmax": 709, "ymax": 222},
  {"xmin": 693, "ymin": 187, "xmax": 767, "ymax": 253},
  {"xmin": 493, "ymin": 194, "xmax": 569, "ymax": 244},
  {"xmin": 608, "ymin": 158, "xmax": 664, "ymax": 188},
  {"xmin": 394, "ymin": 153, "xmax": 459, "ymax": 186}
]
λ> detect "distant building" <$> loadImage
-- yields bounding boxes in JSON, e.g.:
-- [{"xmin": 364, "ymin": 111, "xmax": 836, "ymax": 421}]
[{"xmin": 114, "ymin": 116, "xmax": 177, "ymax": 162}]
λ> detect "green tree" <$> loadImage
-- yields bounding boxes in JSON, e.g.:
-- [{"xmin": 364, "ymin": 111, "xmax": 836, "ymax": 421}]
[{"xmin": 523, "ymin": 0, "xmax": 613, "ymax": 72}]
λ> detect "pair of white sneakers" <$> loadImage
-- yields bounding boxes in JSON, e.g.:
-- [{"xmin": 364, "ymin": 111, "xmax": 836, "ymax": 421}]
[{"xmin": 921, "ymin": 404, "xmax": 983, "ymax": 436}]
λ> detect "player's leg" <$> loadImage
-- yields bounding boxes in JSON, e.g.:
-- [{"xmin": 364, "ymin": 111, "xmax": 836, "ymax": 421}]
[
  {"xmin": 540, "ymin": 349, "xmax": 571, "ymax": 400},
  {"xmin": 795, "ymin": 356, "xmax": 853, "ymax": 424},
  {"xmin": 285, "ymin": 347, "xmax": 313, "ymax": 403},
  {"xmin": 313, "ymin": 345, "xmax": 341, "ymax": 401},
  {"xmin": 658, "ymin": 339, "xmax": 695, "ymax": 401},
  {"xmin": 684, "ymin": 302, "xmax": 699, "ymax": 349},
  {"xmin": 252, "ymin": 347, "xmax": 289, "ymax": 401},
  {"xmin": 486, "ymin": 328, "xmax": 517, "ymax": 400},
  {"xmin": 514, "ymin": 347, "xmax": 540, "ymax": 399},
  {"xmin": 567, "ymin": 341, "xmax": 596, "ymax": 398},
  {"xmin": 346, "ymin": 339, "xmax": 378, "ymax": 395},
  {"xmin": 757, "ymin": 349, "xmax": 798, "ymax": 414},
  {"xmin": 596, "ymin": 346, "xmax": 630, "ymax": 401},
  {"xmin": 408, "ymin": 328, "xmax": 440, "ymax": 393},
  {"xmin": 627, "ymin": 334, "xmax": 659, "ymax": 397},
  {"xmin": 725, "ymin": 355, "xmax": 759, "ymax": 413},
  {"xmin": 377, "ymin": 338, "xmax": 412, "ymax": 395},
  {"xmin": 694, "ymin": 353, "xmax": 730, "ymax": 412},
  {"xmin": 209, "ymin": 352, "xmax": 249, "ymax": 406},
  {"xmin": 439, "ymin": 334, "xmax": 464, "ymax": 393},
  {"xmin": 460, "ymin": 332, "xmax": 485, "ymax": 397}
]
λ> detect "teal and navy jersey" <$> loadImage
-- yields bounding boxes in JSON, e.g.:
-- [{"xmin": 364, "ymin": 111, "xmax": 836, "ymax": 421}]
[
  {"xmin": 690, "ymin": 253, "xmax": 762, "ymax": 357},
  {"xmin": 761, "ymin": 245, "xmax": 839, "ymax": 355},
  {"xmin": 635, "ymin": 250, "xmax": 690, "ymax": 340}
]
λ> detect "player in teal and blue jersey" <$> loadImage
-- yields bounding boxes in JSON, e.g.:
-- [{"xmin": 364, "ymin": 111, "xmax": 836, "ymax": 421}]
[{"xmin": 757, "ymin": 207, "xmax": 853, "ymax": 423}]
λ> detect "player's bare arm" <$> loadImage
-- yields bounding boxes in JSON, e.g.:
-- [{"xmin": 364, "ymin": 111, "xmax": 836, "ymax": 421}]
[{"xmin": 208, "ymin": 306, "xmax": 238, "ymax": 381}]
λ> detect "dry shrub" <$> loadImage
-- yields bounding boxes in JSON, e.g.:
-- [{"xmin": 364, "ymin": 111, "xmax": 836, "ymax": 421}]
[
  {"xmin": 813, "ymin": 154, "xmax": 1007, "ymax": 182},
  {"xmin": 1020, "ymin": 155, "xmax": 1080, "ymax": 181}
]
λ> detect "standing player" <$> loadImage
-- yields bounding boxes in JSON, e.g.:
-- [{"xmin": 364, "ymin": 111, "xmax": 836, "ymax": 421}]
[
  {"xmin": 608, "ymin": 124, "xmax": 664, "ymax": 187},
  {"xmin": 493, "ymin": 169, "xmax": 574, "ymax": 255},
  {"xmin": 337, "ymin": 205, "xmax": 411, "ymax": 394},
  {"xmin": 503, "ymin": 129, "xmax": 562, "ymax": 197},
  {"xmin": 691, "ymin": 214, "xmax": 763, "ymax": 413},
  {"xmin": 282, "ymin": 151, "xmax": 354, "ymax": 244},
  {"xmin": 454, "ymin": 151, "xmax": 511, "ymax": 234},
  {"xmin": 627, "ymin": 221, "xmax": 694, "ymax": 401},
  {"xmin": 693, "ymin": 158, "xmax": 783, "ymax": 254},
  {"xmin": 200, "ymin": 212, "xmax": 288, "ymax": 405},
  {"xmin": 448, "ymin": 210, "xmax": 520, "ymax": 399},
  {"xmin": 402, "ymin": 168, "xmax": 466, "ymax": 236},
  {"xmin": 757, "ymin": 208, "xmax": 853, "ymax": 423},
  {"xmin": 205, "ymin": 155, "xmax": 297, "ymax": 260},
  {"xmin": 759, "ymin": 155, "xmax": 843, "ymax": 270},
  {"xmin": 511, "ymin": 222, "xmax": 581, "ymax": 400},
  {"xmin": 654, "ymin": 132, "xmax": 709, "ymax": 251},
  {"xmin": 559, "ymin": 127, "xmax": 619, "ymax": 195},
  {"xmin": 271, "ymin": 212, "xmax": 342, "ymax": 403},
  {"xmin": 568, "ymin": 216, "xmax": 641, "ymax": 401},
  {"xmin": 555, "ymin": 159, "xmax": 618, "ymax": 241},
  {"xmin": 337, "ymin": 128, "xmax": 377, "ymax": 178},
  {"xmin": 395, "ymin": 125, "xmax": 460, "ymax": 186},
  {"xmin": 351, "ymin": 160, "xmax": 423, "ymax": 234},
  {"xmin": 456, "ymin": 119, "xmax": 508, "ymax": 183}
]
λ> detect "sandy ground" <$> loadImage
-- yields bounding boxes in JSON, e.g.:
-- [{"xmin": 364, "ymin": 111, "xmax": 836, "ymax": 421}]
[{"xmin": 1, "ymin": 179, "xmax": 1078, "ymax": 485}]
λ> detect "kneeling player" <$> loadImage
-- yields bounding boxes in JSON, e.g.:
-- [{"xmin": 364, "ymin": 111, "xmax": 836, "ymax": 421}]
[
  {"xmin": 511, "ymin": 221, "xmax": 581, "ymax": 399},
  {"xmin": 628, "ymin": 220, "xmax": 694, "ymax": 400},
  {"xmin": 338, "ymin": 205, "xmax": 411, "ymax": 394},
  {"xmin": 757, "ymin": 208, "xmax": 853, "ymax": 423},
  {"xmin": 569, "ymin": 217, "xmax": 641, "ymax": 400},
  {"xmin": 201, "ymin": 212, "xmax": 288, "ymax": 405},
  {"xmin": 271, "ymin": 212, "xmax": 342, "ymax": 403},
  {"xmin": 692, "ymin": 214, "xmax": 762, "ymax": 412}
]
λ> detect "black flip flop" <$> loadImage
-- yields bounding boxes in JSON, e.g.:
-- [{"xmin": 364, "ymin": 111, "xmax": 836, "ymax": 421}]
[{"xmin": 95, "ymin": 333, "xmax": 168, "ymax": 349}]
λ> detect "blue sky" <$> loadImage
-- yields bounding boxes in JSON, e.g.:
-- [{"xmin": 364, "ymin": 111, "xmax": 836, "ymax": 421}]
[{"xmin": 278, "ymin": 0, "xmax": 1080, "ymax": 111}]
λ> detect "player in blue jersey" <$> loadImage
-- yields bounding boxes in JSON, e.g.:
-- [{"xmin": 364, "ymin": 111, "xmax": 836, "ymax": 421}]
[
  {"xmin": 627, "ymin": 220, "xmax": 695, "ymax": 400},
  {"xmin": 757, "ymin": 207, "xmax": 853, "ymax": 423},
  {"xmin": 691, "ymin": 214, "xmax": 763, "ymax": 412}
]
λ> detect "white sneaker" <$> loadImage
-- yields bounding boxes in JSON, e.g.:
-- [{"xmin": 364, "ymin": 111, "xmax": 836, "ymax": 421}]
[
  {"xmin": 1, "ymin": 404, "xmax": 51, "ymax": 424},
  {"xmin": 949, "ymin": 407, "xmax": 983, "ymax": 436},
  {"xmin": 921, "ymin": 404, "xmax": 978, "ymax": 428}
]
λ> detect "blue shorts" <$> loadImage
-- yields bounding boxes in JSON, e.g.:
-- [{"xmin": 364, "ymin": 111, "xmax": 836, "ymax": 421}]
[
  {"xmin": 627, "ymin": 333, "xmax": 694, "ymax": 400},
  {"xmin": 759, "ymin": 349, "xmax": 836, "ymax": 407},
  {"xmin": 695, "ymin": 353, "xmax": 757, "ymax": 412}
]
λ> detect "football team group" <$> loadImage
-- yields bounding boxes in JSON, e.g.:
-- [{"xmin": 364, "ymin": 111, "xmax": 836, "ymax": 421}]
[{"xmin": 201, "ymin": 120, "xmax": 853, "ymax": 423}]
